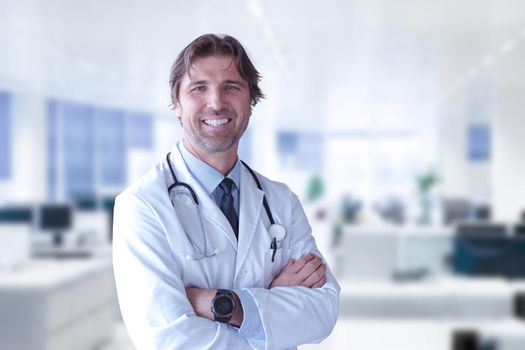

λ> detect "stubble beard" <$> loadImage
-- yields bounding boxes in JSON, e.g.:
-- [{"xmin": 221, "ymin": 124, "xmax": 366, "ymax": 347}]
[{"xmin": 182, "ymin": 111, "xmax": 248, "ymax": 154}]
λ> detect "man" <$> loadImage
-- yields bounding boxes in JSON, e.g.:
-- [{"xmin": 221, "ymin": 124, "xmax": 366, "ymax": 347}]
[{"xmin": 113, "ymin": 34, "xmax": 340, "ymax": 350}]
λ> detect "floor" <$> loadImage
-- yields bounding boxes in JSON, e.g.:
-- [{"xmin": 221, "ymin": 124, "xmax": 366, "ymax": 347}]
[{"xmin": 100, "ymin": 319, "xmax": 463, "ymax": 350}]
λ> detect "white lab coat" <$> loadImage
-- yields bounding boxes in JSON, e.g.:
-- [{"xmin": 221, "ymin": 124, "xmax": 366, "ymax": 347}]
[{"xmin": 113, "ymin": 145, "xmax": 340, "ymax": 350}]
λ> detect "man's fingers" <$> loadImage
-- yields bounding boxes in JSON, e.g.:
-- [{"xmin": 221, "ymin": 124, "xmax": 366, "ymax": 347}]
[
  {"xmin": 301, "ymin": 263, "xmax": 326, "ymax": 287},
  {"xmin": 311, "ymin": 276, "xmax": 327, "ymax": 288},
  {"xmin": 297, "ymin": 256, "xmax": 323, "ymax": 281},
  {"xmin": 290, "ymin": 252, "xmax": 317, "ymax": 273}
]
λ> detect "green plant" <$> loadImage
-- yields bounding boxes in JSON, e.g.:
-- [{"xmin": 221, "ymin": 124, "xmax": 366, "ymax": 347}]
[
  {"xmin": 306, "ymin": 174, "xmax": 324, "ymax": 202},
  {"xmin": 417, "ymin": 172, "xmax": 437, "ymax": 193}
]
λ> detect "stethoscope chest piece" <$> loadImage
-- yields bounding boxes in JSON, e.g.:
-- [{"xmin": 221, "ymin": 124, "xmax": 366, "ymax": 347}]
[{"xmin": 269, "ymin": 224, "xmax": 286, "ymax": 241}]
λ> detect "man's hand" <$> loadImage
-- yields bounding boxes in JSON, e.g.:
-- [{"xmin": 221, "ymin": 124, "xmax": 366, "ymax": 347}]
[
  {"xmin": 269, "ymin": 252, "xmax": 327, "ymax": 289},
  {"xmin": 185, "ymin": 288, "xmax": 244, "ymax": 327}
]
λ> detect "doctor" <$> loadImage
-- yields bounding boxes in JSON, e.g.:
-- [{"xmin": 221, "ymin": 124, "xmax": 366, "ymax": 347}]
[{"xmin": 113, "ymin": 34, "xmax": 340, "ymax": 350}]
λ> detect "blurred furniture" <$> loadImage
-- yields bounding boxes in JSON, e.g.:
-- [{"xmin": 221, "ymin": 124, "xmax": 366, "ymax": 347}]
[
  {"xmin": 334, "ymin": 225, "xmax": 453, "ymax": 281},
  {"xmin": 0, "ymin": 259, "xmax": 115, "ymax": 350},
  {"xmin": 442, "ymin": 198, "xmax": 471, "ymax": 225},
  {"xmin": 0, "ymin": 206, "xmax": 33, "ymax": 269},
  {"xmin": 339, "ymin": 278, "xmax": 525, "ymax": 319},
  {"xmin": 453, "ymin": 229, "xmax": 525, "ymax": 279},
  {"xmin": 0, "ymin": 224, "xmax": 31, "ymax": 269},
  {"xmin": 514, "ymin": 223, "xmax": 525, "ymax": 236},
  {"xmin": 323, "ymin": 318, "xmax": 525, "ymax": 350},
  {"xmin": 456, "ymin": 223, "xmax": 506, "ymax": 236}
]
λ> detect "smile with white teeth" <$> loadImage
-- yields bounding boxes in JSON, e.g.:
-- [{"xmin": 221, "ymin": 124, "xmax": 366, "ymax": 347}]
[{"xmin": 203, "ymin": 118, "xmax": 230, "ymax": 126}]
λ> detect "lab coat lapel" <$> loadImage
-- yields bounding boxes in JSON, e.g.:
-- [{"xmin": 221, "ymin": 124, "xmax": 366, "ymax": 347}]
[
  {"xmin": 168, "ymin": 146, "xmax": 238, "ymax": 251},
  {"xmin": 235, "ymin": 165, "xmax": 264, "ymax": 274}
]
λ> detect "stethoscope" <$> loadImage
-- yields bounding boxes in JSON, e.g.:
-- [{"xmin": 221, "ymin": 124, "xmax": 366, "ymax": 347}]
[{"xmin": 166, "ymin": 152, "xmax": 287, "ymax": 261}]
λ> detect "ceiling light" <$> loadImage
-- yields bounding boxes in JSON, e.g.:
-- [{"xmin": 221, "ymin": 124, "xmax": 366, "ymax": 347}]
[
  {"xmin": 498, "ymin": 39, "xmax": 516, "ymax": 55},
  {"xmin": 247, "ymin": 0, "xmax": 264, "ymax": 19},
  {"xmin": 466, "ymin": 67, "xmax": 480, "ymax": 79},
  {"xmin": 480, "ymin": 54, "xmax": 495, "ymax": 69}
]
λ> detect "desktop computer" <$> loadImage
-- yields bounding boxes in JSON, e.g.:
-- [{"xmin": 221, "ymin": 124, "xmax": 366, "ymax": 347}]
[{"xmin": 39, "ymin": 204, "xmax": 72, "ymax": 247}]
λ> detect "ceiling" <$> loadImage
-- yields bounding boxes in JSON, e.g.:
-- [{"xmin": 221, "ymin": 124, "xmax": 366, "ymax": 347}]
[{"xmin": 1, "ymin": 0, "xmax": 524, "ymax": 126}]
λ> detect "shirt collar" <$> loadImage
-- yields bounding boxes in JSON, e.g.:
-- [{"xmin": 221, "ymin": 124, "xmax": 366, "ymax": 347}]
[{"xmin": 177, "ymin": 141, "xmax": 241, "ymax": 194}]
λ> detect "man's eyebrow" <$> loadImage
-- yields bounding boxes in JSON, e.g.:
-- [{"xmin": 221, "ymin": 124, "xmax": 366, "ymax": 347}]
[
  {"xmin": 188, "ymin": 80, "xmax": 208, "ymax": 86},
  {"xmin": 224, "ymin": 80, "xmax": 245, "ymax": 86}
]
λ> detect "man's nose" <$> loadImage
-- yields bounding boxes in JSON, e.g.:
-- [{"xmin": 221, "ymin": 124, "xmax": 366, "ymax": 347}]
[{"xmin": 206, "ymin": 88, "xmax": 225, "ymax": 110}]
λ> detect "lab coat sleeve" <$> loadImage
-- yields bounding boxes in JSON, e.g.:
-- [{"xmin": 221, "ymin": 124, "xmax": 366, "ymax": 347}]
[
  {"xmin": 112, "ymin": 191, "xmax": 254, "ymax": 350},
  {"xmin": 245, "ymin": 192, "xmax": 341, "ymax": 350}
]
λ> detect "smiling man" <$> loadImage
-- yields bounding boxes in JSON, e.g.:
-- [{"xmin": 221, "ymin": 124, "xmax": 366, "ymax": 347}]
[{"xmin": 113, "ymin": 34, "xmax": 340, "ymax": 350}]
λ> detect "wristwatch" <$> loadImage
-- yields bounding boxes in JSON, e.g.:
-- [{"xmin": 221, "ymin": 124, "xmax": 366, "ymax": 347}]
[{"xmin": 211, "ymin": 289, "xmax": 236, "ymax": 323}]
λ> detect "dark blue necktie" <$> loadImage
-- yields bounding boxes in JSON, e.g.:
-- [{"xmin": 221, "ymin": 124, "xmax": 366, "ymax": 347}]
[{"xmin": 219, "ymin": 178, "xmax": 239, "ymax": 238}]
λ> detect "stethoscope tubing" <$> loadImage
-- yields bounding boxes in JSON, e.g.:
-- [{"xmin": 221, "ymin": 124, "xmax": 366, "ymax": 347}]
[{"xmin": 166, "ymin": 152, "xmax": 277, "ymax": 260}]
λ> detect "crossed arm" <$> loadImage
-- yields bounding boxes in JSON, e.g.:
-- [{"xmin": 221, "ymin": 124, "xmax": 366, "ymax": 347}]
[{"xmin": 185, "ymin": 252, "xmax": 327, "ymax": 326}]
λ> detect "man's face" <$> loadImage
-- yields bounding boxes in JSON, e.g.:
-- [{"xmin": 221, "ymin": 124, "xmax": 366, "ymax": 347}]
[{"xmin": 174, "ymin": 55, "xmax": 252, "ymax": 155}]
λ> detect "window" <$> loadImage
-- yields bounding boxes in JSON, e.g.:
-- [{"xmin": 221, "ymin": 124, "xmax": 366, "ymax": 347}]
[
  {"xmin": 468, "ymin": 124, "xmax": 490, "ymax": 161},
  {"xmin": 127, "ymin": 112, "xmax": 153, "ymax": 149},
  {"xmin": 0, "ymin": 92, "xmax": 10, "ymax": 180},
  {"xmin": 46, "ymin": 99, "xmax": 154, "ymax": 200},
  {"xmin": 62, "ymin": 102, "xmax": 95, "ymax": 198},
  {"xmin": 95, "ymin": 108, "xmax": 125, "ymax": 186},
  {"xmin": 277, "ymin": 131, "xmax": 324, "ymax": 171},
  {"xmin": 46, "ymin": 100, "xmax": 59, "ymax": 198}
]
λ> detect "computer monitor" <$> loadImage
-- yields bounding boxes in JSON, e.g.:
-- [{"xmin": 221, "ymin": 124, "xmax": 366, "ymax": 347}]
[
  {"xmin": 515, "ymin": 223, "xmax": 525, "ymax": 236},
  {"xmin": 0, "ymin": 206, "xmax": 33, "ymax": 224},
  {"xmin": 39, "ymin": 204, "xmax": 72, "ymax": 247},
  {"xmin": 73, "ymin": 197, "xmax": 98, "ymax": 211}
]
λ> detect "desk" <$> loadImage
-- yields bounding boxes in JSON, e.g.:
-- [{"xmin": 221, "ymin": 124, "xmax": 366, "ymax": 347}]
[
  {"xmin": 334, "ymin": 225, "xmax": 453, "ymax": 280},
  {"xmin": 0, "ymin": 259, "xmax": 115, "ymax": 350},
  {"xmin": 339, "ymin": 277, "xmax": 525, "ymax": 319},
  {"xmin": 301, "ymin": 318, "xmax": 525, "ymax": 350}
]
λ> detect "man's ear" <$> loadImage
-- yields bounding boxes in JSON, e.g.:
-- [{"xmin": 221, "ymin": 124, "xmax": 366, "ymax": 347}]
[{"xmin": 174, "ymin": 101, "xmax": 181, "ymax": 116}]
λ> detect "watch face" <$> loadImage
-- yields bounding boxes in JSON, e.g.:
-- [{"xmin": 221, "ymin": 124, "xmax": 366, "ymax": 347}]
[{"xmin": 214, "ymin": 295, "xmax": 234, "ymax": 316}]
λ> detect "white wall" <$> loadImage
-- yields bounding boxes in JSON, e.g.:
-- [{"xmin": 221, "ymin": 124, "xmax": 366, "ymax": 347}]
[
  {"xmin": 440, "ymin": 80, "xmax": 493, "ymax": 207},
  {"xmin": 492, "ymin": 87, "xmax": 525, "ymax": 221},
  {"xmin": 0, "ymin": 92, "xmax": 47, "ymax": 204}
]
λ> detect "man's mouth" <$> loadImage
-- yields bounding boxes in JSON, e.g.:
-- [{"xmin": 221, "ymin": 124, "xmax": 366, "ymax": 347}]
[{"xmin": 203, "ymin": 118, "xmax": 231, "ymax": 126}]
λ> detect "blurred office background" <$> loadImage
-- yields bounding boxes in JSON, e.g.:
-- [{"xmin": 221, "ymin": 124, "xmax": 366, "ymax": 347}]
[{"xmin": 1, "ymin": 0, "xmax": 525, "ymax": 349}]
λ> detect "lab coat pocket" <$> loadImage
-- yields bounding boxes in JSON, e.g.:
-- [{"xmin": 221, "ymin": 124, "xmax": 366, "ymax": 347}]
[{"xmin": 263, "ymin": 248, "xmax": 291, "ymax": 288}]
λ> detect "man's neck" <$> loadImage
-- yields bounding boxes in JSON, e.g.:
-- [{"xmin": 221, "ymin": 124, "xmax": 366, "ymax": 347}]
[{"xmin": 182, "ymin": 138, "xmax": 238, "ymax": 176}]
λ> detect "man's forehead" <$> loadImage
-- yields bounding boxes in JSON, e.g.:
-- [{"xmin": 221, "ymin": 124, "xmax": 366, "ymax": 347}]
[{"xmin": 186, "ymin": 55, "xmax": 242, "ymax": 78}]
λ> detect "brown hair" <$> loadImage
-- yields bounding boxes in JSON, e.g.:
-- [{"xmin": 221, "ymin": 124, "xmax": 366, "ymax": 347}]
[{"xmin": 169, "ymin": 34, "xmax": 264, "ymax": 108}]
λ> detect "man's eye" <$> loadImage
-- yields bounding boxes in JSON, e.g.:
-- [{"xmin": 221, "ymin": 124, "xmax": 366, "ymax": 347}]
[
  {"xmin": 225, "ymin": 85, "xmax": 240, "ymax": 91},
  {"xmin": 192, "ymin": 86, "xmax": 206, "ymax": 92}
]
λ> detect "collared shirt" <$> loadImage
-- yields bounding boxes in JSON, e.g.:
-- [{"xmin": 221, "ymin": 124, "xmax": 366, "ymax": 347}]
[
  {"xmin": 178, "ymin": 141, "xmax": 240, "ymax": 216},
  {"xmin": 177, "ymin": 142, "xmax": 265, "ymax": 347}
]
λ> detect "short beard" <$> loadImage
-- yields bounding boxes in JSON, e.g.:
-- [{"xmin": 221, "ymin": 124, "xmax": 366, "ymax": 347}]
[
  {"xmin": 181, "ymin": 108, "xmax": 248, "ymax": 153},
  {"xmin": 186, "ymin": 128, "xmax": 242, "ymax": 153}
]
